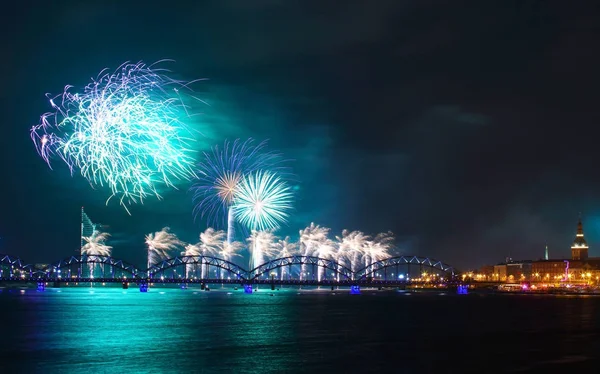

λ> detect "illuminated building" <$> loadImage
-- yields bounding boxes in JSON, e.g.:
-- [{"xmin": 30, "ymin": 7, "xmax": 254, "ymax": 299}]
[
  {"xmin": 571, "ymin": 216, "xmax": 588, "ymax": 260},
  {"xmin": 531, "ymin": 217, "xmax": 600, "ymax": 283},
  {"xmin": 493, "ymin": 264, "xmax": 507, "ymax": 281},
  {"xmin": 474, "ymin": 217, "xmax": 600, "ymax": 285},
  {"xmin": 531, "ymin": 260, "xmax": 568, "ymax": 282}
]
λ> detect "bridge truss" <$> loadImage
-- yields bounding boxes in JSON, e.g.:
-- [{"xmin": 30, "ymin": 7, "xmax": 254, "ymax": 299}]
[
  {"xmin": 250, "ymin": 255, "xmax": 354, "ymax": 281},
  {"xmin": 355, "ymin": 255, "xmax": 456, "ymax": 280},
  {"xmin": 44, "ymin": 255, "xmax": 141, "ymax": 279},
  {"xmin": 147, "ymin": 255, "xmax": 249, "ymax": 281},
  {"xmin": 0, "ymin": 253, "xmax": 458, "ymax": 285}
]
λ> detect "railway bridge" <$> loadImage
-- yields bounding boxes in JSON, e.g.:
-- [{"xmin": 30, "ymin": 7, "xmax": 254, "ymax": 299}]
[{"xmin": 0, "ymin": 253, "xmax": 458, "ymax": 293}]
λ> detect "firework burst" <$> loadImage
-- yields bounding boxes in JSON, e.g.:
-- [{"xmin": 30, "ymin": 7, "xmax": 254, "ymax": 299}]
[
  {"xmin": 81, "ymin": 230, "xmax": 112, "ymax": 257},
  {"xmin": 191, "ymin": 138, "xmax": 283, "ymax": 242},
  {"xmin": 234, "ymin": 171, "xmax": 293, "ymax": 231},
  {"xmin": 31, "ymin": 60, "xmax": 204, "ymax": 213},
  {"xmin": 145, "ymin": 227, "xmax": 184, "ymax": 269}
]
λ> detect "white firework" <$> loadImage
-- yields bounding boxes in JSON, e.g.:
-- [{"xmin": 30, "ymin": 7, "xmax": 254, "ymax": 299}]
[
  {"xmin": 234, "ymin": 171, "xmax": 293, "ymax": 231},
  {"xmin": 145, "ymin": 227, "xmax": 184, "ymax": 270}
]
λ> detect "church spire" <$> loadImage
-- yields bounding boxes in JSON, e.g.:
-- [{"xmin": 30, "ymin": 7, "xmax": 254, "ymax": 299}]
[
  {"xmin": 571, "ymin": 214, "xmax": 589, "ymax": 260},
  {"xmin": 577, "ymin": 214, "xmax": 584, "ymax": 237}
]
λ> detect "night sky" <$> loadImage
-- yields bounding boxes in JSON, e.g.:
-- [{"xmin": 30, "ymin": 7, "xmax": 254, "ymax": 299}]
[{"xmin": 1, "ymin": 1, "xmax": 600, "ymax": 269}]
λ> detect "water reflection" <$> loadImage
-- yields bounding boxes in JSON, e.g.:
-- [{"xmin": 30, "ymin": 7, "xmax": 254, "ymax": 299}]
[{"xmin": 2, "ymin": 287, "xmax": 600, "ymax": 373}]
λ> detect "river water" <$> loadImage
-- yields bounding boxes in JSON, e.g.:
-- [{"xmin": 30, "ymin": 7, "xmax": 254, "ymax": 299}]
[{"xmin": 1, "ymin": 286, "xmax": 600, "ymax": 373}]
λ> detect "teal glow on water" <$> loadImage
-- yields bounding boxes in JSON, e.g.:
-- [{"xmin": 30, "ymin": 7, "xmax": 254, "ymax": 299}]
[{"xmin": 2, "ymin": 287, "xmax": 600, "ymax": 373}]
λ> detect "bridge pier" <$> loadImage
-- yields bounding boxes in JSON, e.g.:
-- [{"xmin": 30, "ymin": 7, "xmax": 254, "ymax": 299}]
[
  {"xmin": 122, "ymin": 281, "xmax": 129, "ymax": 289},
  {"xmin": 37, "ymin": 281, "xmax": 45, "ymax": 292},
  {"xmin": 350, "ymin": 285, "xmax": 360, "ymax": 294},
  {"xmin": 244, "ymin": 284, "xmax": 253, "ymax": 294},
  {"xmin": 139, "ymin": 280, "xmax": 148, "ymax": 292}
]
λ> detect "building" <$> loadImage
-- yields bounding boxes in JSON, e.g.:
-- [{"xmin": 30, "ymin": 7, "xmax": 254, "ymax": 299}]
[
  {"xmin": 531, "ymin": 217, "xmax": 600, "ymax": 283},
  {"xmin": 531, "ymin": 260, "xmax": 568, "ymax": 282},
  {"xmin": 571, "ymin": 217, "xmax": 589, "ymax": 260},
  {"xmin": 490, "ymin": 261, "xmax": 531, "ymax": 282},
  {"xmin": 493, "ymin": 264, "xmax": 507, "ymax": 281},
  {"xmin": 507, "ymin": 261, "xmax": 532, "ymax": 281},
  {"xmin": 478, "ymin": 216, "xmax": 600, "ymax": 284}
]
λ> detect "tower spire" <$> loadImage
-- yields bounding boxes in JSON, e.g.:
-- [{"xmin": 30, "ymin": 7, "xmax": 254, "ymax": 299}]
[
  {"xmin": 577, "ymin": 215, "xmax": 584, "ymax": 236},
  {"xmin": 544, "ymin": 243, "xmax": 549, "ymax": 260},
  {"xmin": 571, "ymin": 214, "xmax": 588, "ymax": 260}
]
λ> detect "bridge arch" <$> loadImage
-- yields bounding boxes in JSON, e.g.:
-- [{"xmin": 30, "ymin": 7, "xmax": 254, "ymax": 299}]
[
  {"xmin": 0, "ymin": 254, "xmax": 30, "ymax": 277},
  {"xmin": 147, "ymin": 255, "xmax": 249, "ymax": 281},
  {"xmin": 45, "ymin": 255, "xmax": 142, "ymax": 279},
  {"xmin": 250, "ymin": 255, "xmax": 354, "ymax": 281},
  {"xmin": 355, "ymin": 255, "xmax": 456, "ymax": 280}
]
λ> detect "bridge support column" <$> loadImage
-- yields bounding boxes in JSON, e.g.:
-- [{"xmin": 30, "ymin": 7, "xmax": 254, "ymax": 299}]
[
  {"xmin": 37, "ymin": 281, "xmax": 45, "ymax": 292},
  {"xmin": 457, "ymin": 285, "xmax": 468, "ymax": 295},
  {"xmin": 350, "ymin": 285, "xmax": 360, "ymax": 295},
  {"xmin": 139, "ymin": 280, "xmax": 148, "ymax": 292},
  {"xmin": 244, "ymin": 284, "xmax": 253, "ymax": 294},
  {"xmin": 122, "ymin": 281, "xmax": 129, "ymax": 289}
]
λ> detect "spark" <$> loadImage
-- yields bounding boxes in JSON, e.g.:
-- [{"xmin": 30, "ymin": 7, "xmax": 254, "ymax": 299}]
[
  {"xmin": 81, "ymin": 227, "xmax": 112, "ymax": 277},
  {"xmin": 272, "ymin": 236, "xmax": 298, "ymax": 280},
  {"xmin": 145, "ymin": 227, "xmax": 184, "ymax": 269},
  {"xmin": 234, "ymin": 171, "xmax": 293, "ymax": 231},
  {"xmin": 191, "ymin": 138, "xmax": 284, "ymax": 241},
  {"xmin": 30, "ymin": 61, "xmax": 203, "ymax": 214},
  {"xmin": 247, "ymin": 230, "xmax": 279, "ymax": 270},
  {"xmin": 336, "ymin": 230, "xmax": 370, "ymax": 272},
  {"xmin": 82, "ymin": 230, "xmax": 112, "ymax": 257}
]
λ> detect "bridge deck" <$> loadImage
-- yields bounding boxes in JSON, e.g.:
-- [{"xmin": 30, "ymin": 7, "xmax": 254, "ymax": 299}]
[{"xmin": 0, "ymin": 277, "xmax": 453, "ymax": 287}]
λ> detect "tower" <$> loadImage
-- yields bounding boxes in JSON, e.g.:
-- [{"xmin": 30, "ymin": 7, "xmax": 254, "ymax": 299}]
[
  {"xmin": 571, "ymin": 216, "xmax": 589, "ymax": 260},
  {"xmin": 81, "ymin": 207, "xmax": 94, "ymax": 255},
  {"xmin": 544, "ymin": 243, "xmax": 549, "ymax": 260}
]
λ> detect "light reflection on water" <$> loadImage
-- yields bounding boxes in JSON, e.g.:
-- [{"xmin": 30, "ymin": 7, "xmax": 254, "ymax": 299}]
[{"xmin": 1, "ymin": 287, "xmax": 600, "ymax": 373}]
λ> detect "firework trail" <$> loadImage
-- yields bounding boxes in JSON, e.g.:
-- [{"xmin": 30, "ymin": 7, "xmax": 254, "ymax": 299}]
[
  {"xmin": 218, "ymin": 241, "xmax": 244, "ymax": 262},
  {"xmin": 145, "ymin": 227, "xmax": 184, "ymax": 272},
  {"xmin": 299, "ymin": 223, "xmax": 330, "ymax": 280},
  {"xmin": 81, "ymin": 230, "xmax": 112, "ymax": 257},
  {"xmin": 313, "ymin": 239, "xmax": 336, "ymax": 281},
  {"xmin": 182, "ymin": 228, "xmax": 243, "ymax": 279},
  {"xmin": 272, "ymin": 236, "xmax": 298, "ymax": 280},
  {"xmin": 335, "ymin": 230, "xmax": 370, "ymax": 280},
  {"xmin": 81, "ymin": 228, "xmax": 112, "ymax": 277},
  {"xmin": 197, "ymin": 228, "xmax": 226, "ymax": 256},
  {"xmin": 364, "ymin": 231, "xmax": 394, "ymax": 271},
  {"xmin": 31, "ymin": 61, "xmax": 204, "ymax": 214},
  {"xmin": 181, "ymin": 243, "xmax": 201, "ymax": 278},
  {"xmin": 234, "ymin": 171, "xmax": 293, "ymax": 232},
  {"xmin": 191, "ymin": 139, "xmax": 284, "ymax": 243},
  {"xmin": 247, "ymin": 230, "xmax": 279, "ymax": 272}
]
